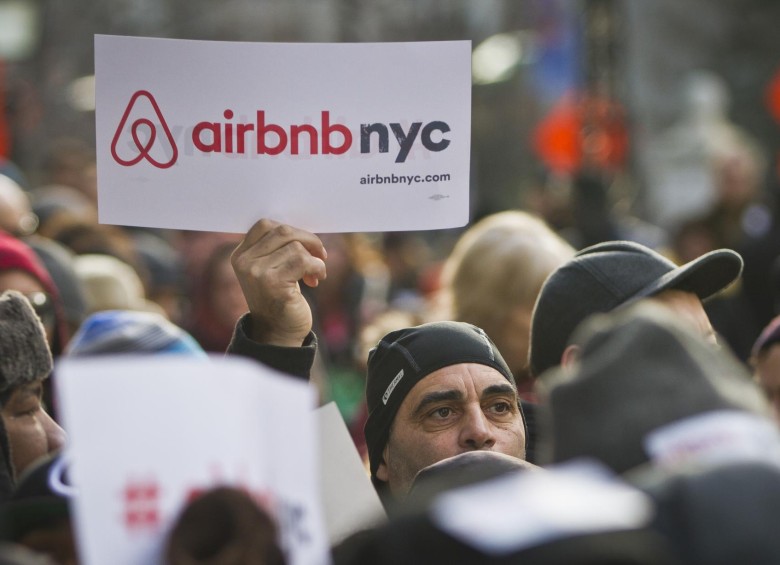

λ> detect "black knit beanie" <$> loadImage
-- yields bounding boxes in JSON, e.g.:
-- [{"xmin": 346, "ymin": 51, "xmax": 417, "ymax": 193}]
[{"xmin": 364, "ymin": 321, "xmax": 518, "ymax": 485}]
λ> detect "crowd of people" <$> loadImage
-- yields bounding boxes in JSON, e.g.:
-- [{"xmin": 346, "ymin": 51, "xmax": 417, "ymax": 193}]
[{"xmin": 0, "ymin": 129, "xmax": 780, "ymax": 564}]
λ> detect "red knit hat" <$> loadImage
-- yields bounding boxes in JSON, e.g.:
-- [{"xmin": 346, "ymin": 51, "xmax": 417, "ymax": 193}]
[{"xmin": 0, "ymin": 231, "xmax": 68, "ymax": 354}]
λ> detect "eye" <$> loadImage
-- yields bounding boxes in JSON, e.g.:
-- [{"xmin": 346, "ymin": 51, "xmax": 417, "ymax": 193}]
[
  {"xmin": 488, "ymin": 401, "xmax": 512, "ymax": 415},
  {"xmin": 12, "ymin": 399, "xmax": 41, "ymax": 419},
  {"xmin": 428, "ymin": 406, "xmax": 455, "ymax": 420},
  {"xmin": 15, "ymin": 407, "xmax": 39, "ymax": 418}
]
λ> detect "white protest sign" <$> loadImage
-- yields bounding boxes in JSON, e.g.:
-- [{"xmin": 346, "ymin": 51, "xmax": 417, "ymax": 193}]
[
  {"xmin": 95, "ymin": 35, "xmax": 472, "ymax": 233},
  {"xmin": 644, "ymin": 410, "xmax": 780, "ymax": 470},
  {"xmin": 55, "ymin": 356, "xmax": 329, "ymax": 565},
  {"xmin": 316, "ymin": 402, "xmax": 386, "ymax": 545},
  {"xmin": 432, "ymin": 461, "xmax": 653, "ymax": 555}
]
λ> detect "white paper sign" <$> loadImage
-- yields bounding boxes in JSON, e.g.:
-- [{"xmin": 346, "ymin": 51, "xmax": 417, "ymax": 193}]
[
  {"xmin": 432, "ymin": 460, "xmax": 653, "ymax": 555},
  {"xmin": 54, "ymin": 355, "xmax": 329, "ymax": 565},
  {"xmin": 95, "ymin": 35, "xmax": 472, "ymax": 233},
  {"xmin": 316, "ymin": 402, "xmax": 386, "ymax": 545},
  {"xmin": 644, "ymin": 410, "xmax": 780, "ymax": 470}
]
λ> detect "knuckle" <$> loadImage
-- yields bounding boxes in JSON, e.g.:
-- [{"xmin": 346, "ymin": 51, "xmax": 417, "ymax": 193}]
[
  {"xmin": 252, "ymin": 264, "xmax": 270, "ymax": 283},
  {"xmin": 231, "ymin": 252, "xmax": 249, "ymax": 273},
  {"xmin": 246, "ymin": 218, "xmax": 275, "ymax": 239},
  {"xmin": 281, "ymin": 254, "xmax": 305, "ymax": 273},
  {"xmin": 273, "ymin": 224, "xmax": 294, "ymax": 238},
  {"xmin": 287, "ymin": 240, "xmax": 306, "ymax": 254},
  {"xmin": 256, "ymin": 218, "xmax": 276, "ymax": 231}
]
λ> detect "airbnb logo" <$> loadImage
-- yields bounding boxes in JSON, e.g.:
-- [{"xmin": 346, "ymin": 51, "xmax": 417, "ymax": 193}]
[
  {"xmin": 110, "ymin": 90, "xmax": 452, "ymax": 166},
  {"xmin": 111, "ymin": 91, "xmax": 178, "ymax": 169}
]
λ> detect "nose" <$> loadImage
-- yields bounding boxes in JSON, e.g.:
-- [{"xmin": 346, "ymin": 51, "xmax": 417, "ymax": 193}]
[
  {"xmin": 459, "ymin": 407, "xmax": 496, "ymax": 450},
  {"xmin": 42, "ymin": 410, "xmax": 67, "ymax": 454}
]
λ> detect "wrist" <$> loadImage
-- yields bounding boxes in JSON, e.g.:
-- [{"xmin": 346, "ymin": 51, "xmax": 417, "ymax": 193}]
[{"xmin": 247, "ymin": 315, "xmax": 309, "ymax": 347}]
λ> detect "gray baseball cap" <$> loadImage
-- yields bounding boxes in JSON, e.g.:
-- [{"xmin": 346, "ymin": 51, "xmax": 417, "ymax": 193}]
[{"xmin": 529, "ymin": 241, "xmax": 743, "ymax": 378}]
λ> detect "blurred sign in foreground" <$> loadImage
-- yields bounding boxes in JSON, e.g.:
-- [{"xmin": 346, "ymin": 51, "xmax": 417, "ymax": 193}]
[
  {"xmin": 55, "ymin": 355, "xmax": 329, "ymax": 565},
  {"xmin": 317, "ymin": 402, "xmax": 386, "ymax": 545},
  {"xmin": 95, "ymin": 35, "xmax": 472, "ymax": 233}
]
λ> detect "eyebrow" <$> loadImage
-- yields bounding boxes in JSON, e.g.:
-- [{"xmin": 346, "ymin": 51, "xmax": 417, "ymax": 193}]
[
  {"xmin": 481, "ymin": 383, "xmax": 518, "ymax": 401},
  {"xmin": 412, "ymin": 389, "xmax": 463, "ymax": 418},
  {"xmin": 15, "ymin": 382, "xmax": 43, "ymax": 400}
]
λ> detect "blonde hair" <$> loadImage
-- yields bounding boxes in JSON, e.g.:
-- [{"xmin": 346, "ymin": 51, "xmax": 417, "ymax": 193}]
[{"xmin": 439, "ymin": 211, "xmax": 574, "ymax": 354}]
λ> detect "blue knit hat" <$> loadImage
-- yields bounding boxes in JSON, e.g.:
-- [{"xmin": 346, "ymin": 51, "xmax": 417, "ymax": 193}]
[{"xmin": 65, "ymin": 310, "xmax": 206, "ymax": 357}]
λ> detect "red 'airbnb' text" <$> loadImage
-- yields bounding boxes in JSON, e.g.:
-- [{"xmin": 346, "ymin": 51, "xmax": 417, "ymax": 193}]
[{"xmin": 191, "ymin": 110, "xmax": 450, "ymax": 163}]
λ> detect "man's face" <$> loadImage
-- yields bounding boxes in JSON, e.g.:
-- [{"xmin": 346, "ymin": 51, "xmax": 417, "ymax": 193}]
[
  {"xmin": 376, "ymin": 363, "xmax": 525, "ymax": 495},
  {"xmin": 560, "ymin": 290, "xmax": 718, "ymax": 373},
  {"xmin": 647, "ymin": 289, "xmax": 717, "ymax": 345},
  {"xmin": 1, "ymin": 379, "xmax": 66, "ymax": 476}
]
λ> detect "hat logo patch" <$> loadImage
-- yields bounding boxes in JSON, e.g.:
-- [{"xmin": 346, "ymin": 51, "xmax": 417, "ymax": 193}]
[
  {"xmin": 476, "ymin": 328, "xmax": 495, "ymax": 360},
  {"xmin": 382, "ymin": 369, "xmax": 405, "ymax": 405}
]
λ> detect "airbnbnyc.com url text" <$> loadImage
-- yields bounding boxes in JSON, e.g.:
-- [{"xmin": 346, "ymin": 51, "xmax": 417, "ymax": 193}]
[{"xmin": 360, "ymin": 173, "xmax": 452, "ymax": 186}]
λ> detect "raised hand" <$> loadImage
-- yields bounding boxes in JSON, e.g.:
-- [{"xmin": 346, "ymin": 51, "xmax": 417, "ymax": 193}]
[{"xmin": 231, "ymin": 219, "xmax": 327, "ymax": 347}]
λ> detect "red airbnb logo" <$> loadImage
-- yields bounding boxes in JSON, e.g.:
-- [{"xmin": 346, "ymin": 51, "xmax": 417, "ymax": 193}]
[
  {"xmin": 110, "ymin": 90, "xmax": 453, "ymax": 166},
  {"xmin": 111, "ymin": 90, "xmax": 178, "ymax": 168}
]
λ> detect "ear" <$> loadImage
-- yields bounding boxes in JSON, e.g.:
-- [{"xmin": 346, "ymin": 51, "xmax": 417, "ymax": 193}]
[
  {"xmin": 561, "ymin": 344, "xmax": 581, "ymax": 371},
  {"xmin": 375, "ymin": 444, "xmax": 390, "ymax": 482}
]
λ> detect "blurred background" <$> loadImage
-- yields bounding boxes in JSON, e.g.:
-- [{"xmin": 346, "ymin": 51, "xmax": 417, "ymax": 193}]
[
  {"xmin": 4, "ymin": 1, "xmax": 780, "ymax": 218},
  {"xmin": 2, "ymin": 0, "xmax": 780, "ymax": 451}
]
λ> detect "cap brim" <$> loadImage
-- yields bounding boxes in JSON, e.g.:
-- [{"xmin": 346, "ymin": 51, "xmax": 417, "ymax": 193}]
[{"xmin": 631, "ymin": 249, "xmax": 743, "ymax": 304}]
